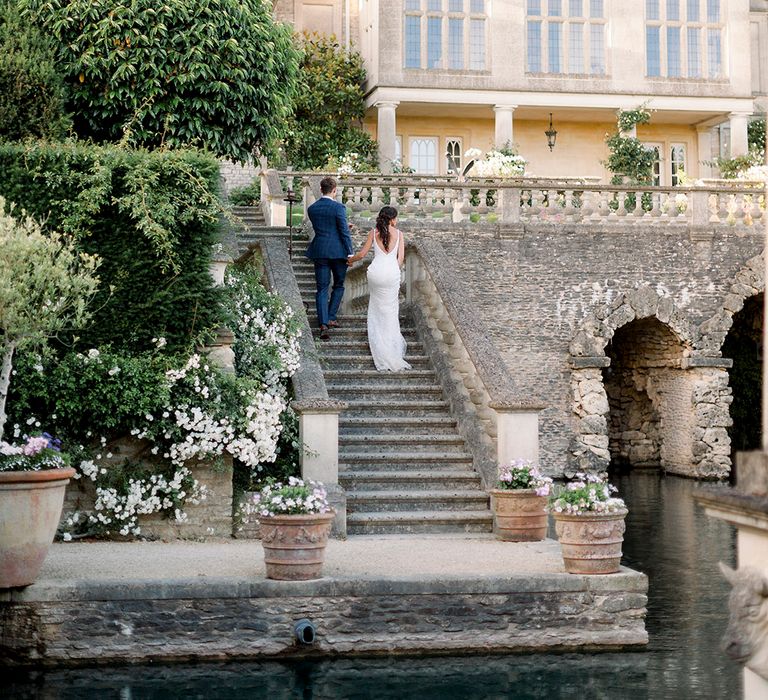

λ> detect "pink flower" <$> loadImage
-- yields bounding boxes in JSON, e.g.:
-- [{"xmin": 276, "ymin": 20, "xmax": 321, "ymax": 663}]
[{"xmin": 22, "ymin": 436, "xmax": 50, "ymax": 456}]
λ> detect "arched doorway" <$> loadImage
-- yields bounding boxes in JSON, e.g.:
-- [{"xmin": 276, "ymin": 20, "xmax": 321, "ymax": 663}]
[
  {"xmin": 602, "ymin": 317, "xmax": 687, "ymax": 471},
  {"xmin": 722, "ymin": 293, "xmax": 763, "ymax": 454}
]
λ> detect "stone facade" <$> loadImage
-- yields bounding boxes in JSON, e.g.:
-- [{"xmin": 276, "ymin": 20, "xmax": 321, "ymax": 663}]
[
  {"xmin": 219, "ymin": 160, "xmax": 259, "ymax": 198},
  {"xmin": 420, "ymin": 222, "xmax": 765, "ymax": 479}
]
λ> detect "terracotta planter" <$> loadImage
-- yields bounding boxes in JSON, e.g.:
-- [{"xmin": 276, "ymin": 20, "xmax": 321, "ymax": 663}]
[
  {"xmin": 258, "ymin": 511, "xmax": 335, "ymax": 580},
  {"xmin": 553, "ymin": 509, "xmax": 628, "ymax": 575},
  {"xmin": 0, "ymin": 467, "xmax": 75, "ymax": 588},
  {"xmin": 490, "ymin": 489, "xmax": 548, "ymax": 542}
]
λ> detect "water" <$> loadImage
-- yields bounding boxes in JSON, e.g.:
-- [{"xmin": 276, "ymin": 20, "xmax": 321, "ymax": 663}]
[{"xmin": 3, "ymin": 473, "xmax": 741, "ymax": 700}]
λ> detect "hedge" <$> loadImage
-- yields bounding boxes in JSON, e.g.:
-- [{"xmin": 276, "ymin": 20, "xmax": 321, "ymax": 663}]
[{"xmin": 0, "ymin": 141, "xmax": 224, "ymax": 353}]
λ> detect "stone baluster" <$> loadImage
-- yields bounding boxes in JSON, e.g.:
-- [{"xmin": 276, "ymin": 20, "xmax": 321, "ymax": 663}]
[{"xmin": 500, "ymin": 187, "xmax": 521, "ymax": 224}]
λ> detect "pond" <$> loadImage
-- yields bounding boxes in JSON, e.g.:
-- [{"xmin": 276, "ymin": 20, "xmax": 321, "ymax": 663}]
[{"xmin": 3, "ymin": 472, "xmax": 741, "ymax": 700}]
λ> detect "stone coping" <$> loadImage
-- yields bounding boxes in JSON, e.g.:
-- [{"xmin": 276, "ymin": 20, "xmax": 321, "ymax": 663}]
[
  {"xmin": 291, "ymin": 398, "xmax": 348, "ymax": 414},
  {"xmin": 694, "ymin": 484, "xmax": 768, "ymax": 528},
  {"xmin": 4, "ymin": 569, "xmax": 646, "ymax": 603},
  {"xmin": 258, "ymin": 237, "xmax": 329, "ymax": 401},
  {"xmin": 411, "ymin": 239, "xmax": 540, "ymax": 407}
]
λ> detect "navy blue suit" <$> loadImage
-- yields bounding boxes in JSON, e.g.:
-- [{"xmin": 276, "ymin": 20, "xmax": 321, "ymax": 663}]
[{"xmin": 306, "ymin": 196, "xmax": 354, "ymax": 327}]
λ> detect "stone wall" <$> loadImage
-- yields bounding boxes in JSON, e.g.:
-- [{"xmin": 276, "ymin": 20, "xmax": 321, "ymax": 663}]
[
  {"xmin": 0, "ymin": 575, "xmax": 647, "ymax": 665},
  {"xmin": 219, "ymin": 160, "xmax": 259, "ymax": 198},
  {"xmin": 417, "ymin": 222, "xmax": 764, "ymax": 479},
  {"xmin": 63, "ymin": 437, "xmax": 233, "ymax": 540}
]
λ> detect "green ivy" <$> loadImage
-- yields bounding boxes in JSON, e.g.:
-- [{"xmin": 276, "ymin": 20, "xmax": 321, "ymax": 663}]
[
  {"xmin": 20, "ymin": 0, "xmax": 300, "ymax": 162},
  {"xmin": 228, "ymin": 181, "xmax": 261, "ymax": 207}
]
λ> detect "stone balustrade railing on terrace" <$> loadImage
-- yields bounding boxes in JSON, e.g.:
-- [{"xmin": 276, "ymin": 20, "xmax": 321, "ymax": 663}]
[{"xmin": 266, "ymin": 170, "xmax": 766, "ymax": 231}]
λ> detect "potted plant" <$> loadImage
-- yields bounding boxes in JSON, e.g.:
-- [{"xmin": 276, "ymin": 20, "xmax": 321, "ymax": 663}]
[
  {"xmin": 489, "ymin": 460, "xmax": 553, "ymax": 542},
  {"xmin": 249, "ymin": 476, "xmax": 335, "ymax": 581},
  {"xmin": 549, "ymin": 472, "xmax": 628, "ymax": 575},
  {"xmin": 0, "ymin": 434, "xmax": 75, "ymax": 588}
]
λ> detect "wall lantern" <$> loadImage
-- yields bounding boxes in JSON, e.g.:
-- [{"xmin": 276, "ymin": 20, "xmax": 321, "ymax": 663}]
[{"xmin": 545, "ymin": 113, "xmax": 558, "ymax": 151}]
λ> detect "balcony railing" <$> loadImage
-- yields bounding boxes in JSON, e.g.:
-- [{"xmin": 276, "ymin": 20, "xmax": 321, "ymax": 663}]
[{"xmin": 263, "ymin": 171, "xmax": 766, "ymax": 231}]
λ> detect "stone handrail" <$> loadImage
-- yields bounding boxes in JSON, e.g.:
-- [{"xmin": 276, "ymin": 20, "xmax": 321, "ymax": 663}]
[
  {"xmin": 266, "ymin": 170, "xmax": 766, "ymax": 231},
  {"xmin": 342, "ymin": 240, "xmax": 544, "ymax": 486}
]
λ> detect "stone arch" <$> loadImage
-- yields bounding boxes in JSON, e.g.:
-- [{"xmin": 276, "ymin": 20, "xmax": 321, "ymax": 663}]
[
  {"xmin": 699, "ymin": 252, "xmax": 764, "ymax": 355},
  {"xmin": 568, "ymin": 286, "xmax": 722, "ymax": 477}
]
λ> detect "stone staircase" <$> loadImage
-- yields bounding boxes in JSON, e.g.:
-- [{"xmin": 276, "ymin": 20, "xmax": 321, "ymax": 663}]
[{"xmin": 291, "ymin": 253, "xmax": 492, "ymax": 535}]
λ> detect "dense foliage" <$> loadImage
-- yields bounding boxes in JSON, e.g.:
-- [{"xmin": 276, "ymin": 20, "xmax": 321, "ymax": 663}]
[
  {"xmin": 282, "ymin": 34, "xmax": 377, "ymax": 170},
  {"xmin": 20, "ymin": 0, "xmax": 300, "ymax": 162},
  {"xmin": 0, "ymin": 0, "xmax": 70, "ymax": 141},
  {"xmin": 0, "ymin": 198, "xmax": 100, "ymax": 440},
  {"xmin": 0, "ymin": 141, "xmax": 224, "ymax": 352}
]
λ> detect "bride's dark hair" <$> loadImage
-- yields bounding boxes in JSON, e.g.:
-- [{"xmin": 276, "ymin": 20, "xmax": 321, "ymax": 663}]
[{"xmin": 375, "ymin": 206, "xmax": 398, "ymax": 251}]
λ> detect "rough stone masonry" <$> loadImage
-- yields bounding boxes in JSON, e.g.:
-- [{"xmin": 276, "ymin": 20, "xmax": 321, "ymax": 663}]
[{"xmin": 424, "ymin": 220, "xmax": 764, "ymax": 479}]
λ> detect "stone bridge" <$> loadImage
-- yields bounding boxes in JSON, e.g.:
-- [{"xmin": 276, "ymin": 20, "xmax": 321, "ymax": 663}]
[{"xmin": 256, "ymin": 172, "xmax": 767, "ymax": 479}]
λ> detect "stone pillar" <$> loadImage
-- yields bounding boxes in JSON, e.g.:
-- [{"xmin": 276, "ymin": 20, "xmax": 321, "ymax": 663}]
[
  {"xmin": 729, "ymin": 112, "xmax": 751, "ymax": 158},
  {"xmin": 493, "ymin": 105, "xmax": 517, "ymax": 149},
  {"xmin": 696, "ymin": 126, "xmax": 714, "ymax": 179},
  {"xmin": 376, "ymin": 101, "xmax": 399, "ymax": 174},
  {"xmin": 292, "ymin": 398, "xmax": 348, "ymax": 537},
  {"xmin": 491, "ymin": 402, "xmax": 543, "ymax": 466}
]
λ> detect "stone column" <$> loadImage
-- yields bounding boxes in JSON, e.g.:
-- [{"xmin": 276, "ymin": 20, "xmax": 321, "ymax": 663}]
[
  {"xmin": 376, "ymin": 101, "xmax": 399, "ymax": 174},
  {"xmin": 729, "ymin": 112, "xmax": 751, "ymax": 158},
  {"xmin": 491, "ymin": 402, "xmax": 543, "ymax": 466},
  {"xmin": 493, "ymin": 105, "xmax": 517, "ymax": 149},
  {"xmin": 696, "ymin": 126, "xmax": 714, "ymax": 179},
  {"xmin": 292, "ymin": 398, "xmax": 348, "ymax": 537}
]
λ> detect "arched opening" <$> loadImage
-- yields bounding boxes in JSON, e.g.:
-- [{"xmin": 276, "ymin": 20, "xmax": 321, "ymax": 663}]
[
  {"xmin": 602, "ymin": 317, "xmax": 688, "ymax": 471},
  {"xmin": 722, "ymin": 293, "xmax": 763, "ymax": 454}
]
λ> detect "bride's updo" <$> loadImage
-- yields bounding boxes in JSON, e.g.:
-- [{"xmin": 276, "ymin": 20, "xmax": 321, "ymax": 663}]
[{"xmin": 375, "ymin": 206, "xmax": 398, "ymax": 251}]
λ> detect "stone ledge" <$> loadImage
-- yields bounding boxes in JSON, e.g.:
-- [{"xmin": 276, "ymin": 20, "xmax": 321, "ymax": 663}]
[
  {"xmin": 681, "ymin": 356, "xmax": 734, "ymax": 369},
  {"xmin": 570, "ymin": 356, "xmax": 612, "ymax": 368},
  {"xmin": 2, "ymin": 567, "xmax": 647, "ymax": 603},
  {"xmin": 291, "ymin": 399, "xmax": 348, "ymax": 414}
]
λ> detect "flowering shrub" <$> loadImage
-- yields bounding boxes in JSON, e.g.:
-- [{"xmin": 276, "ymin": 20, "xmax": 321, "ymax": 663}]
[
  {"xmin": 464, "ymin": 147, "xmax": 526, "ymax": 178},
  {"xmin": 0, "ymin": 433, "xmax": 69, "ymax": 472},
  {"xmin": 549, "ymin": 472, "xmax": 626, "ymax": 515},
  {"xmin": 326, "ymin": 152, "xmax": 374, "ymax": 175},
  {"xmin": 63, "ymin": 457, "xmax": 205, "ymax": 539},
  {"xmin": 496, "ymin": 459, "xmax": 553, "ymax": 496},
  {"xmin": 246, "ymin": 477, "xmax": 330, "ymax": 517}
]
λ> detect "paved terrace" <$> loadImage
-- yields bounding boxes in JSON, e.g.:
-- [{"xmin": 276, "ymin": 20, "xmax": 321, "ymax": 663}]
[{"xmin": 1, "ymin": 536, "xmax": 647, "ymax": 666}]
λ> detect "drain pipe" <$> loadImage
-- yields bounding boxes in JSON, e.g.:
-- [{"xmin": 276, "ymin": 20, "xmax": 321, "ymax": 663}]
[{"xmin": 294, "ymin": 618, "xmax": 317, "ymax": 645}]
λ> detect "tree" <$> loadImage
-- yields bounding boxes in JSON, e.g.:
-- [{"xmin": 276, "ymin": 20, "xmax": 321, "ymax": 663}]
[
  {"xmin": 0, "ymin": 0, "xmax": 70, "ymax": 141},
  {"xmin": 0, "ymin": 198, "xmax": 100, "ymax": 440},
  {"xmin": 603, "ymin": 107, "xmax": 656, "ymax": 186},
  {"xmin": 282, "ymin": 34, "xmax": 378, "ymax": 170},
  {"xmin": 20, "ymin": 0, "xmax": 300, "ymax": 163}
]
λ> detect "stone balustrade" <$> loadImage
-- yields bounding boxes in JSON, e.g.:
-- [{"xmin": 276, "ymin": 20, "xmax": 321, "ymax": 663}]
[{"xmin": 265, "ymin": 170, "xmax": 765, "ymax": 232}]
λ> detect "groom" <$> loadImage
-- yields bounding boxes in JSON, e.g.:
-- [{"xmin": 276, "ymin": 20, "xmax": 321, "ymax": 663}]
[{"xmin": 305, "ymin": 177, "xmax": 354, "ymax": 340}]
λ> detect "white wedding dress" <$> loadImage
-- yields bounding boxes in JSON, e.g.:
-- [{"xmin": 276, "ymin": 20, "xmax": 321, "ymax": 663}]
[{"xmin": 366, "ymin": 229, "xmax": 411, "ymax": 372}]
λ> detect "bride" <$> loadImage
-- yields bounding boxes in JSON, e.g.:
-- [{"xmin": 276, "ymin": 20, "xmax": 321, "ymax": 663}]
[{"xmin": 347, "ymin": 206, "xmax": 411, "ymax": 372}]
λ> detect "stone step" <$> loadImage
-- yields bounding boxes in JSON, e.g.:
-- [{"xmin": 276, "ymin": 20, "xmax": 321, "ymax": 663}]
[
  {"xmin": 346, "ymin": 510, "xmax": 494, "ymax": 535},
  {"xmin": 327, "ymin": 383, "xmax": 442, "ymax": 397},
  {"xmin": 339, "ymin": 416, "xmax": 458, "ymax": 435},
  {"xmin": 325, "ymin": 372, "xmax": 437, "ymax": 388},
  {"xmin": 339, "ymin": 434, "xmax": 466, "ymax": 448},
  {"xmin": 341, "ymin": 399, "xmax": 452, "ymax": 416},
  {"xmin": 339, "ymin": 470, "xmax": 483, "ymax": 491},
  {"xmin": 346, "ymin": 490, "xmax": 490, "ymax": 513},
  {"xmin": 317, "ymin": 327, "xmax": 417, "ymax": 338},
  {"xmin": 321, "ymin": 355, "xmax": 432, "ymax": 370},
  {"xmin": 311, "ymin": 333, "xmax": 419, "ymax": 346},
  {"xmin": 339, "ymin": 451, "xmax": 474, "ymax": 466}
]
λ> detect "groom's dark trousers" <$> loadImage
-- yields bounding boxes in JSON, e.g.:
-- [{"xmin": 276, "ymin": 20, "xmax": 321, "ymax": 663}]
[{"xmin": 305, "ymin": 196, "xmax": 354, "ymax": 328}]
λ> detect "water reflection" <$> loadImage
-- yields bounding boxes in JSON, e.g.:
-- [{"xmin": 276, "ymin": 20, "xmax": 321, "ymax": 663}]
[{"xmin": 2, "ymin": 474, "xmax": 741, "ymax": 700}]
